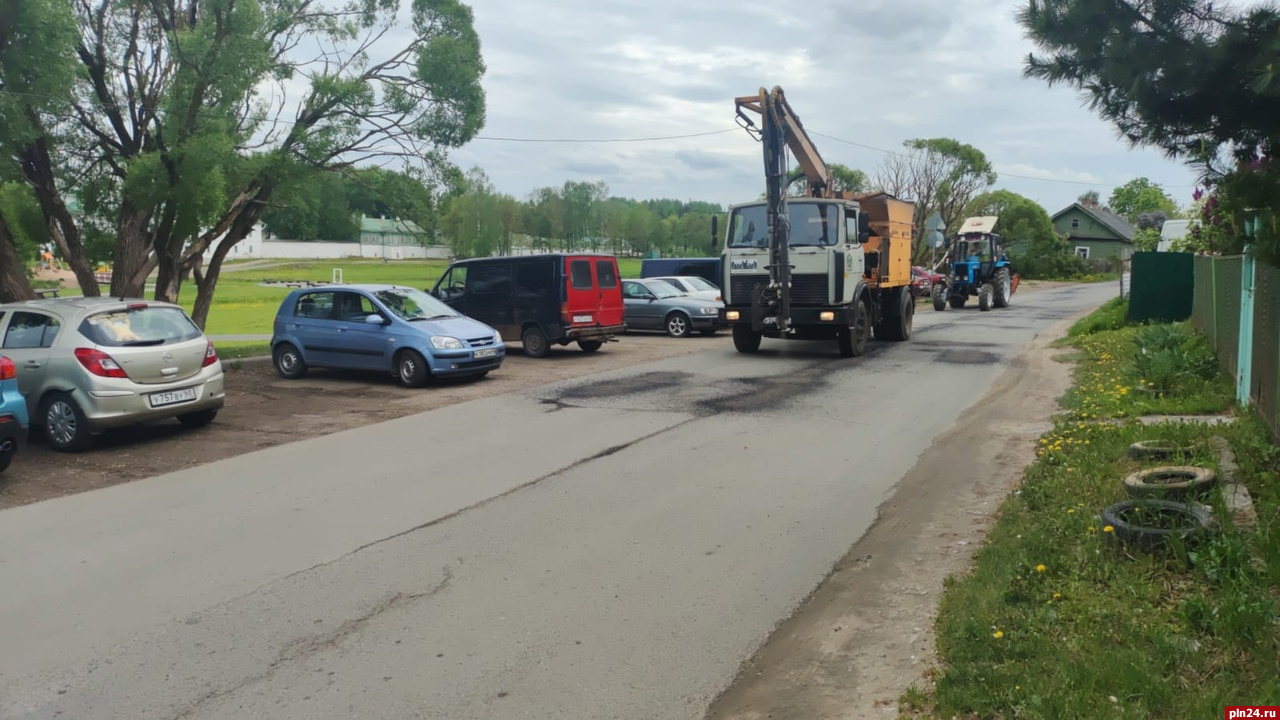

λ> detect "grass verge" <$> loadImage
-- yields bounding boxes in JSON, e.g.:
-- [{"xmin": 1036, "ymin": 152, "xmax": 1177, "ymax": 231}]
[
  {"xmin": 211, "ymin": 340, "xmax": 270, "ymax": 361},
  {"xmin": 908, "ymin": 299, "xmax": 1280, "ymax": 719}
]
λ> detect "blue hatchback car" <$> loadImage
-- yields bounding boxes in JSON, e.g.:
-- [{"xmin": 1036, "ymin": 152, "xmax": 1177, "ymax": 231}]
[
  {"xmin": 270, "ymin": 284, "xmax": 505, "ymax": 387},
  {"xmin": 0, "ymin": 353, "xmax": 29, "ymax": 473}
]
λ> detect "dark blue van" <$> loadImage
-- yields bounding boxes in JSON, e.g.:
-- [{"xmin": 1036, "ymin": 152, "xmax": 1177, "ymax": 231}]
[{"xmin": 639, "ymin": 258, "xmax": 722, "ymax": 287}]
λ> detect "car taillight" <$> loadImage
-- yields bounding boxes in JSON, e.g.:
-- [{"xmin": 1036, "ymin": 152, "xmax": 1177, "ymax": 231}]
[
  {"xmin": 203, "ymin": 341, "xmax": 219, "ymax": 367},
  {"xmin": 0, "ymin": 357, "xmax": 15, "ymax": 381},
  {"xmin": 74, "ymin": 347, "xmax": 128, "ymax": 378},
  {"xmin": 561, "ymin": 302, "xmax": 571, "ymax": 323}
]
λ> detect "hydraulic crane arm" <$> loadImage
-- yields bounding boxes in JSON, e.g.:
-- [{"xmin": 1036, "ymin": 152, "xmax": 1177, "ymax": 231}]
[{"xmin": 734, "ymin": 86, "xmax": 837, "ymax": 199}]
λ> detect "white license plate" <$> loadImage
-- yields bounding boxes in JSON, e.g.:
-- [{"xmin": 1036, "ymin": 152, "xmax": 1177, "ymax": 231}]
[
  {"xmin": 149, "ymin": 387, "xmax": 197, "ymax": 408},
  {"xmin": 572, "ymin": 315, "xmax": 593, "ymax": 323},
  {"xmin": 762, "ymin": 317, "xmax": 778, "ymax": 325},
  {"xmin": 473, "ymin": 348, "xmax": 498, "ymax": 359}
]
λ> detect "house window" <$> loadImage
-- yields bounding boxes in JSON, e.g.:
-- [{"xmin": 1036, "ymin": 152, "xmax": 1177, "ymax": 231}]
[
  {"xmin": 1070, "ymin": 218, "xmax": 1080, "ymax": 229},
  {"xmin": 1074, "ymin": 246, "xmax": 1090, "ymax": 259}
]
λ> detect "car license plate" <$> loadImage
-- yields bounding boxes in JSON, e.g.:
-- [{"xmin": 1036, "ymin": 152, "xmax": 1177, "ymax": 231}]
[
  {"xmin": 572, "ymin": 315, "xmax": 593, "ymax": 323},
  {"xmin": 149, "ymin": 387, "xmax": 197, "ymax": 408},
  {"xmin": 473, "ymin": 348, "xmax": 497, "ymax": 359},
  {"xmin": 762, "ymin": 317, "xmax": 778, "ymax": 326}
]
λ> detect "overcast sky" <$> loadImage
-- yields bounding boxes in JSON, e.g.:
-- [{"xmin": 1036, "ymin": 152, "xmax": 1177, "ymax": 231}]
[{"xmin": 437, "ymin": 0, "xmax": 1203, "ymax": 215}]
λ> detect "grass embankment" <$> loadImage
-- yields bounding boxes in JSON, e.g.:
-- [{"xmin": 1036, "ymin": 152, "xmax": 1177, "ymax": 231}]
[{"xmin": 907, "ymin": 296, "xmax": 1280, "ymax": 719}]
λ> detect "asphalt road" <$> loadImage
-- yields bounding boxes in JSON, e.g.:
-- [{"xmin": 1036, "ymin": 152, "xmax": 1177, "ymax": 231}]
[{"xmin": 0, "ymin": 282, "xmax": 1114, "ymax": 720}]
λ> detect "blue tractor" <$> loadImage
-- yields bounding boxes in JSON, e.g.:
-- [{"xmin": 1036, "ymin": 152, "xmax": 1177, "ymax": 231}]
[{"xmin": 931, "ymin": 215, "xmax": 1017, "ymax": 312}]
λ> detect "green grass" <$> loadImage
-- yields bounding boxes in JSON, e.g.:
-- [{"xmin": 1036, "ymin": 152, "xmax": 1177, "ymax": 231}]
[
  {"xmin": 913, "ymin": 300, "xmax": 1280, "ymax": 719},
  {"xmin": 211, "ymin": 340, "xmax": 271, "ymax": 360}
]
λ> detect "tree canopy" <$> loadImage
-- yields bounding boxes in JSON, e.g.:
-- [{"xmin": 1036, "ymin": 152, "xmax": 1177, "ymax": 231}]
[{"xmin": 875, "ymin": 138, "xmax": 997, "ymax": 261}]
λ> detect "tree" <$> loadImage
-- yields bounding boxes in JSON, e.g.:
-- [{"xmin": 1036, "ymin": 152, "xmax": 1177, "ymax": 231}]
[
  {"xmin": 875, "ymin": 138, "xmax": 997, "ymax": 262},
  {"xmin": 964, "ymin": 189, "xmax": 1087, "ymax": 279},
  {"xmin": 785, "ymin": 162, "xmax": 869, "ymax": 197},
  {"xmin": 441, "ymin": 167, "xmax": 503, "ymax": 259},
  {"xmin": 1078, "ymin": 190, "xmax": 1101, "ymax": 208},
  {"xmin": 1107, "ymin": 177, "xmax": 1179, "ymax": 225},
  {"xmin": 1018, "ymin": 0, "xmax": 1280, "ymax": 264},
  {"xmin": 1, "ymin": 0, "xmax": 486, "ymax": 326}
]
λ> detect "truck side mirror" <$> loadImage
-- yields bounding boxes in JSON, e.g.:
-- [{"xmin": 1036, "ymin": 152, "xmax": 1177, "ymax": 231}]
[
  {"xmin": 710, "ymin": 215, "xmax": 719, "ymax": 252},
  {"xmin": 857, "ymin": 212, "xmax": 871, "ymax": 244}
]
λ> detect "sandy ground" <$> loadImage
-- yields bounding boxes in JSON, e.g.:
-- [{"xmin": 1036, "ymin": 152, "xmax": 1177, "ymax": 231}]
[
  {"xmin": 0, "ymin": 334, "xmax": 722, "ymax": 509},
  {"xmin": 702, "ymin": 300, "xmax": 1087, "ymax": 720}
]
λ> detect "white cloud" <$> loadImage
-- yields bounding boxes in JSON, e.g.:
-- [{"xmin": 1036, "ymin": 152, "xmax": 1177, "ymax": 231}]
[{"xmin": 411, "ymin": 0, "xmax": 1203, "ymax": 212}]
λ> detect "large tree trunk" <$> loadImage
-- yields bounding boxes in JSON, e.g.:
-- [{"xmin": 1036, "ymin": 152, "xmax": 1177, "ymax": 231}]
[
  {"xmin": 111, "ymin": 200, "xmax": 154, "ymax": 298},
  {"xmin": 191, "ymin": 201, "xmax": 269, "ymax": 329},
  {"xmin": 18, "ymin": 135, "xmax": 100, "ymax": 296},
  {"xmin": 153, "ymin": 244, "xmax": 183, "ymax": 303},
  {"xmin": 0, "ymin": 217, "xmax": 36, "ymax": 303}
]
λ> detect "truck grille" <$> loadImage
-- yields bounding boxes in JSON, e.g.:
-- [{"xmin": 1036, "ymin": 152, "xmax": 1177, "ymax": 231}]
[{"xmin": 729, "ymin": 273, "xmax": 829, "ymax": 306}]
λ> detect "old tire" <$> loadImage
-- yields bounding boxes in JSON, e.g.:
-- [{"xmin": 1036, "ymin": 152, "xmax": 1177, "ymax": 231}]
[
  {"xmin": 1101, "ymin": 499, "xmax": 1214, "ymax": 551},
  {"xmin": 395, "ymin": 349, "xmax": 430, "ymax": 388},
  {"xmin": 521, "ymin": 325, "xmax": 550, "ymax": 358},
  {"xmin": 993, "ymin": 268, "xmax": 1011, "ymax": 308},
  {"xmin": 273, "ymin": 342, "xmax": 307, "ymax": 379},
  {"xmin": 932, "ymin": 284, "xmax": 947, "ymax": 311},
  {"xmin": 177, "ymin": 409, "xmax": 218, "ymax": 429},
  {"xmin": 732, "ymin": 325, "xmax": 762, "ymax": 353},
  {"xmin": 1128, "ymin": 440, "xmax": 1197, "ymax": 461},
  {"xmin": 1122, "ymin": 466, "xmax": 1217, "ymax": 499},
  {"xmin": 978, "ymin": 284, "xmax": 993, "ymax": 311},
  {"xmin": 42, "ymin": 392, "xmax": 93, "ymax": 453},
  {"xmin": 665, "ymin": 312, "xmax": 692, "ymax": 338},
  {"xmin": 838, "ymin": 300, "xmax": 870, "ymax": 357},
  {"xmin": 577, "ymin": 339, "xmax": 603, "ymax": 353}
]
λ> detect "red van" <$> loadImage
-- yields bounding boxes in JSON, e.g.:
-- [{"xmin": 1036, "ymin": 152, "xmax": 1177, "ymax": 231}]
[{"xmin": 431, "ymin": 253, "xmax": 626, "ymax": 357}]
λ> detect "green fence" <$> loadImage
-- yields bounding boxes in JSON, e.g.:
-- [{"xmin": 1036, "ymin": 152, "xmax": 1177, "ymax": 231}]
[
  {"xmin": 1128, "ymin": 251, "xmax": 1194, "ymax": 323},
  {"xmin": 1192, "ymin": 254, "xmax": 1280, "ymax": 439}
]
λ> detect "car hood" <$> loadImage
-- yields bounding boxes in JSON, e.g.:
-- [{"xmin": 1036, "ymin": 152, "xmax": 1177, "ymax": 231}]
[{"xmin": 405, "ymin": 314, "xmax": 499, "ymax": 341}]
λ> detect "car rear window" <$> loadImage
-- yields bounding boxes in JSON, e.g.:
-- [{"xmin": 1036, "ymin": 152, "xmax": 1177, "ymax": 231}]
[
  {"xmin": 595, "ymin": 260, "xmax": 618, "ymax": 288},
  {"xmin": 569, "ymin": 259, "xmax": 593, "ymax": 290},
  {"xmin": 79, "ymin": 306, "xmax": 203, "ymax": 347}
]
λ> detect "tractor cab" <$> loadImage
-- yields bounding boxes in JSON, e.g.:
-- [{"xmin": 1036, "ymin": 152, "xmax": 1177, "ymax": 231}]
[{"xmin": 932, "ymin": 216, "xmax": 1017, "ymax": 312}]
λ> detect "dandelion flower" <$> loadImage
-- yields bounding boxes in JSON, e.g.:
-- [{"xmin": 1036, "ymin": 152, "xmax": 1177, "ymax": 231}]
[
  {"xmin": 993, "ymin": 630, "xmax": 1004, "ymax": 639},
  {"xmin": 1103, "ymin": 525, "xmax": 1114, "ymax": 533},
  {"xmin": 1036, "ymin": 564, "xmax": 1046, "ymax": 573}
]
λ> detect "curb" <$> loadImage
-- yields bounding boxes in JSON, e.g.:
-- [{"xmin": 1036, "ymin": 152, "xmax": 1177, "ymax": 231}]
[{"xmin": 1210, "ymin": 435, "xmax": 1257, "ymax": 528}]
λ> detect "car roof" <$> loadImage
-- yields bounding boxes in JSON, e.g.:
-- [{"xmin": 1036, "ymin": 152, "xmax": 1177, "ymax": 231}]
[
  {"xmin": 288, "ymin": 284, "xmax": 413, "ymax": 293},
  {"xmin": 0, "ymin": 296, "xmax": 185, "ymax": 318}
]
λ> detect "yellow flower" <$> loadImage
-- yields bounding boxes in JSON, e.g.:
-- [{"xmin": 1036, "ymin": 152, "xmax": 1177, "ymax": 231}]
[
  {"xmin": 1053, "ymin": 592, "xmax": 1062, "ymax": 599},
  {"xmin": 1068, "ymin": 508, "xmax": 1075, "ymax": 513},
  {"xmin": 1036, "ymin": 564, "xmax": 1046, "ymax": 573},
  {"xmin": 1088, "ymin": 526, "xmax": 1097, "ymax": 533},
  {"xmin": 993, "ymin": 630, "xmax": 1004, "ymax": 639},
  {"xmin": 1103, "ymin": 525, "xmax": 1114, "ymax": 533}
]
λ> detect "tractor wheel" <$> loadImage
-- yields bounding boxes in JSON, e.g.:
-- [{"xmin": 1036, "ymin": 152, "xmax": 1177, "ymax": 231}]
[
  {"xmin": 993, "ymin": 268, "xmax": 1012, "ymax": 308},
  {"xmin": 932, "ymin": 284, "xmax": 947, "ymax": 311},
  {"xmin": 948, "ymin": 295, "xmax": 966, "ymax": 309},
  {"xmin": 978, "ymin": 283, "xmax": 993, "ymax": 311}
]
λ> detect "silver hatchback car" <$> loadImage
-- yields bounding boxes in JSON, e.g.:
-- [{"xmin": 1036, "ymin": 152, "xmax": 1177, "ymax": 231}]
[{"xmin": 0, "ymin": 297, "xmax": 225, "ymax": 452}]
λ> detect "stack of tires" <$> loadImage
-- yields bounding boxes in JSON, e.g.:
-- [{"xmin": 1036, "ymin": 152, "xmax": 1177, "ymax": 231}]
[{"xmin": 1101, "ymin": 440, "xmax": 1217, "ymax": 551}]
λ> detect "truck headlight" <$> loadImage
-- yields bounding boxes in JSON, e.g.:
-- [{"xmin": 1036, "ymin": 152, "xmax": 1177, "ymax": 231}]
[
  {"xmin": 430, "ymin": 336, "xmax": 464, "ymax": 350},
  {"xmin": 725, "ymin": 311, "xmax": 740, "ymax": 320}
]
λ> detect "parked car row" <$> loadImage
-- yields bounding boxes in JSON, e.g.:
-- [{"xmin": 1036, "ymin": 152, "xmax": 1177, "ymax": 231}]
[{"xmin": 0, "ymin": 254, "xmax": 728, "ymax": 470}]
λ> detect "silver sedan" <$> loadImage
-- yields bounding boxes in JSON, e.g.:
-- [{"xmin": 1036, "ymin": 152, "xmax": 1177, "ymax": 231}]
[{"xmin": 621, "ymin": 279, "xmax": 726, "ymax": 337}]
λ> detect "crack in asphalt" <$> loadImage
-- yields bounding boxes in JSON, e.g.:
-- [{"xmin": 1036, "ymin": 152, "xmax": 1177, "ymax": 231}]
[{"xmin": 170, "ymin": 568, "xmax": 454, "ymax": 720}]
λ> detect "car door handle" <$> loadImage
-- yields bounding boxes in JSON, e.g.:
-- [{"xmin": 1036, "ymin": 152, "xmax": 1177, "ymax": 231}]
[{"xmin": 23, "ymin": 361, "xmax": 40, "ymax": 369}]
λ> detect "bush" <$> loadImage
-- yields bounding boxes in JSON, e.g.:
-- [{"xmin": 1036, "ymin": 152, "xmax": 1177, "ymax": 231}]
[
  {"xmin": 1067, "ymin": 296, "xmax": 1128, "ymax": 337},
  {"xmin": 1132, "ymin": 322, "xmax": 1221, "ymax": 394}
]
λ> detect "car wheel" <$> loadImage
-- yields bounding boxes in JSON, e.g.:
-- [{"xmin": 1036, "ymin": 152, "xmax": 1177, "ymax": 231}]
[
  {"xmin": 178, "ymin": 409, "xmax": 218, "ymax": 429},
  {"xmin": 395, "ymin": 349, "xmax": 430, "ymax": 388},
  {"xmin": 0, "ymin": 447, "xmax": 12, "ymax": 473},
  {"xmin": 273, "ymin": 343, "xmax": 307, "ymax": 379},
  {"xmin": 522, "ymin": 325, "xmax": 550, "ymax": 358},
  {"xmin": 578, "ymin": 339, "xmax": 603, "ymax": 353},
  {"xmin": 665, "ymin": 312, "xmax": 691, "ymax": 338},
  {"xmin": 42, "ymin": 392, "xmax": 93, "ymax": 453}
]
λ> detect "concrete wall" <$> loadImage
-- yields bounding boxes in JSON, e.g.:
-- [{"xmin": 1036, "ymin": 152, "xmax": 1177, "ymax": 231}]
[{"xmin": 201, "ymin": 225, "xmax": 452, "ymax": 261}]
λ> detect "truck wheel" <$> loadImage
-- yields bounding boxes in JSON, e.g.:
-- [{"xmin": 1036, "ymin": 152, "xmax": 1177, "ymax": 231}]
[
  {"xmin": 932, "ymin": 284, "xmax": 947, "ymax": 311},
  {"xmin": 993, "ymin": 268, "xmax": 1012, "ymax": 308},
  {"xmin": 732, "ymin": 325, "xmax": 762, "ymax": 353},
  {"xmin": 978, "ymin": 284, "xmax": 993, "ymax": 311},
  {"xmin": 838, "ymin": 300, "xmax": 870, "ymax": 357},
  {"xmin": 948, "ymin": 295, "xmax": 966, "ymax": 309},
  {"xmin": 883, "ymin": 289, "xmax": 913, "ymax": 342},
  {"xmin": 521, "ymin": 325, "xmax": 550, "ymax": 358}
]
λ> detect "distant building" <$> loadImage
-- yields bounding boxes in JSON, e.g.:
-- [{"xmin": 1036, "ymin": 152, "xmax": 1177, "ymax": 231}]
[
  {"xmin": 1050, "ymin": 203, "xmax": 1137, "ymax": 262},
  {"xmin": 201, "ymin": 215, "xmax": 450, "ymax": 262}
]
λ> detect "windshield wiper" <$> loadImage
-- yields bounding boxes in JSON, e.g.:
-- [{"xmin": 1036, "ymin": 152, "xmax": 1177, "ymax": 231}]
[{"xmin": 409, "ymin": 314, "xmax": 456, "ymax": 321}]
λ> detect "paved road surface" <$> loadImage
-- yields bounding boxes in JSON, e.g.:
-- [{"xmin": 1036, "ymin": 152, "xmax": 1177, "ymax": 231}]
[{"xmin": 0, "ymin": 283, "xmax": 1113, "ymax": 720}]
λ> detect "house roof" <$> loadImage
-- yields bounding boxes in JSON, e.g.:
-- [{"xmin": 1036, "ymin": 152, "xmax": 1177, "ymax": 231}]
[
  {"xmin": 1052, "ymin": 203, "xmax": 1136, "ymax": 242},
  {"xmin": 360, "ymin": 215, "xmax": 426, "ymax": 235}
]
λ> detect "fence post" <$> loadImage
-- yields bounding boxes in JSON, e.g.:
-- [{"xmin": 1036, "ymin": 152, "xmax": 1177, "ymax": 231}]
[{"xmin": 1237, "ymin": 222, "xmax": 1258, "ymax": 405}]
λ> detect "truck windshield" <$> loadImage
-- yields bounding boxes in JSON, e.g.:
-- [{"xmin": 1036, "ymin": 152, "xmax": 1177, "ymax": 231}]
[{"xmin": 727, "ymin": 203, "xmax": 840, "ymax": 248}]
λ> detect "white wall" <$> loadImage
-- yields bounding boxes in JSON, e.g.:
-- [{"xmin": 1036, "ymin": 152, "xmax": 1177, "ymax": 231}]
[{"xmin": 199, "ymin": 225, "xmax": 452, "ymax": 261}]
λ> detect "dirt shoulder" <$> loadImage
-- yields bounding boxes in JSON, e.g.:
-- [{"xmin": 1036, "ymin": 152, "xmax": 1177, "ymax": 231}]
[
  {"xmin": 703, "ymin": 304, "xmax": 1089, "ymax": 720},
  {"xmin": 0, "ymin": 334, "xmax": 724, "ymax": 510}
]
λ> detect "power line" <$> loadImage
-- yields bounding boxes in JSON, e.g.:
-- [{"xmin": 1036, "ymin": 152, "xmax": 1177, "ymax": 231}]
[{"xmin": 472, "ymin": 128, "xmax": 738, "ymax": 143}]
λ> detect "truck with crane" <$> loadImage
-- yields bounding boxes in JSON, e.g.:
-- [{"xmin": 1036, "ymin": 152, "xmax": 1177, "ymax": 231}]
[{"xmin": 714, "ymin": 86, "xmax": 917, "ymax": 357}]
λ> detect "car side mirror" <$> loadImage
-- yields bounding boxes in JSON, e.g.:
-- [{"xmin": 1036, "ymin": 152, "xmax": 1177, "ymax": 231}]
[
  {"xmin": 646, "ymin": 294, "xmax": 657, "ymax": 301},
  {"xmin": 365, "ymin": 314, "xmax": 386, "ymax": 325}
]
